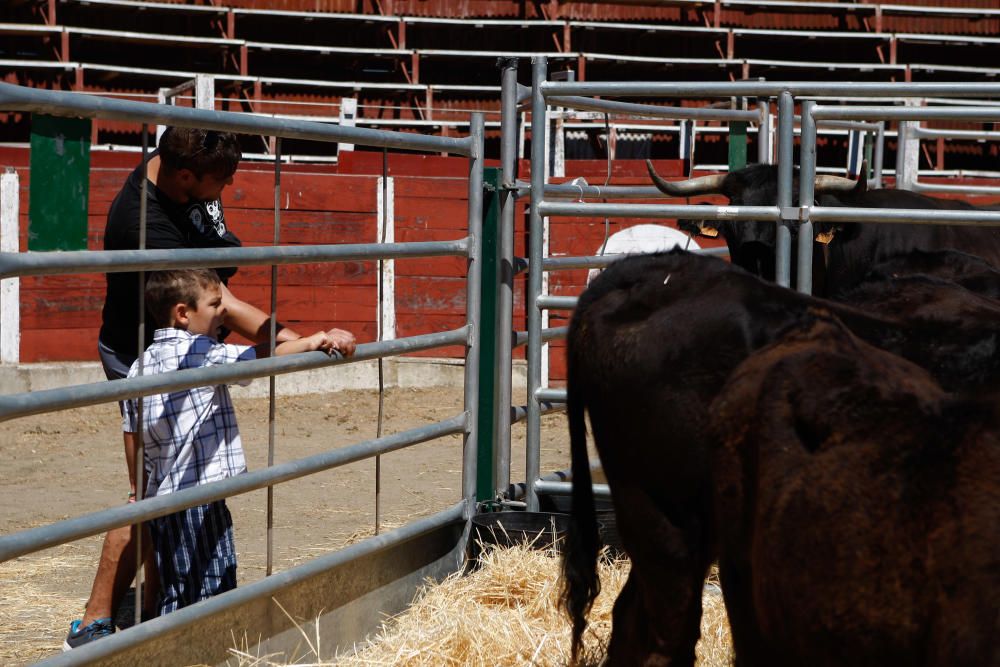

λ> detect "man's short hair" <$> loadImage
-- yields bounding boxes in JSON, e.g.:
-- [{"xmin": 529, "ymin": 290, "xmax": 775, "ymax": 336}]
[
  {"xmin": 146, "ymin": 269, "xmax": 222, "ymax": 327},
  {"xmin": 157, "ymin": 127, "xmax": 241, "ymax": 180}
]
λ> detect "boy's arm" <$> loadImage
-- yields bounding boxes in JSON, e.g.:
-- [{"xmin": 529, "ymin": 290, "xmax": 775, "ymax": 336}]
[{"xmin": 254, "ymin": 331, "xmax": 338, "ymax": 359}]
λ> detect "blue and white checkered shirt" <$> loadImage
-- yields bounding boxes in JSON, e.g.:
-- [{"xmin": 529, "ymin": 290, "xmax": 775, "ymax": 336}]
[{"xmin": 123, "ymin": 328, "xmax": 256, "ymax": 498}]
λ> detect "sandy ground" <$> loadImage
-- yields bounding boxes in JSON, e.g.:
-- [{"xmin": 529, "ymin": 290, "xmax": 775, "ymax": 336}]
[{"xmin": 0, "ymin": 386, "xmax": 573, "ymax": 666}]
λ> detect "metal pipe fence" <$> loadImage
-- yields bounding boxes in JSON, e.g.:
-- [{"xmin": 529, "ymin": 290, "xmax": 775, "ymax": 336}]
[
  {"xmin": 0, "ymin": 83, "xmax": 485, "ymax": 664},
  {"xmin": 511, "ymin": 61, "xmax": 1000, "ymax": 512}
]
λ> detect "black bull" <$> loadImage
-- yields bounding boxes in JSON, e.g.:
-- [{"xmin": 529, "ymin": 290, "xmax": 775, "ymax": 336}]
[
  {"xmin": 646, "ymin": 160, "xmax": 1000, "ymax": 296},
  {"xmin": 562, "ymin": 249, "xmax": 1000, "ymax": 665},
  {"xmin": 711, "ymin": 315, "xmax": 1000, "ymax": 667}
]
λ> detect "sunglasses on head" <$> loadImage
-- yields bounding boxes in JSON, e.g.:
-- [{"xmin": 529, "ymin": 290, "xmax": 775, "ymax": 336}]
[{"xmin": 191, "ymin": 130, "xmax": 221, "ymax": 157}]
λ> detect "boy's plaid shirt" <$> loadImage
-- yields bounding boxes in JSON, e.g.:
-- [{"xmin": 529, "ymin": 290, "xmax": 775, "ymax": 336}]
[{"xmin": 123, "ymin": 328, "xmax": 255, "ymax": 498}]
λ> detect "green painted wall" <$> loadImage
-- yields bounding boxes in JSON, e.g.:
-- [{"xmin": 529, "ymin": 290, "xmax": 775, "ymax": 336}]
[{"xmin": 29, "ymin": 115, "xmax": 91, "ymax": 251}]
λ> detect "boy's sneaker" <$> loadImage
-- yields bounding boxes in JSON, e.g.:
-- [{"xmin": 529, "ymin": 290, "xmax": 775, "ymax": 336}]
[{"xmin": 63, "ymin": 618, "xmax": 114, "ymax": 651}]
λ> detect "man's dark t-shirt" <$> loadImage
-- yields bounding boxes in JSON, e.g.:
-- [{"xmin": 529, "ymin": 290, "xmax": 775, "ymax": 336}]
[{"xmin": 99, "ymin": 152, "xmax": 240, "ymax": 361}]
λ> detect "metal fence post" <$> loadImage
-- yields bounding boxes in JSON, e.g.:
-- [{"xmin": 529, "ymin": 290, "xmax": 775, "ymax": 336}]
[
  {"xmin": 798, "ymin": 101, "xmax": 817, "ymax": 295},
  {"xmin": 462, "ymin": 113, "xmax": 485, "ymax": 514},
  {"xmin": 525, "ymin": 56, "xmax": 547, "ymax": 513},
  {"xmin": 776, "ymin": 91, "xmax": 794, "ymax": 288},
  {"xmin": 494, "ymin": 57, "xmax": 519, "ymax": 501}
]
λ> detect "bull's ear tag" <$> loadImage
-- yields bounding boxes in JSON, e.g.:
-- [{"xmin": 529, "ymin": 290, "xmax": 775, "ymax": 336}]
[
  {"xmin": 816, "ymin": 230, "xmax": 835, "ymax": 244},
  {"xmin": 699, "ymin": 223, "xmax": 720, "ymax": 238}
]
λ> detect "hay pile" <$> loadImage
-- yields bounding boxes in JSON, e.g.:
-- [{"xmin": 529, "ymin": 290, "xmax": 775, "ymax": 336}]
[{"xmin": 231, "ymin": 544, "xmax": 732, "ymax": 666}]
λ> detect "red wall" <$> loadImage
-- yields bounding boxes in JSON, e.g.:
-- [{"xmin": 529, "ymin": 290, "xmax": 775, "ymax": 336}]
[{"xmin": 2, "ymin": 147, "xmax": 709, "ymax": 384}]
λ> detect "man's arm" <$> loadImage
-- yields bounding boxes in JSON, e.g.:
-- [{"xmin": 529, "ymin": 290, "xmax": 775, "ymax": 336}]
[
  {"xmin": 219, "ymin": 283, "xmax": 357, "ymax": 356},
  {"xmin": 219, "ymin": 282, "xmax": 301, "ymax": 344}
]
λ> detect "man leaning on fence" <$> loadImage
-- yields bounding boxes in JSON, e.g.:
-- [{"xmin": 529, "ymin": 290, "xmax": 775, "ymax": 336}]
[{"xmin": 65, "ymin": 127, "xmax": 355, "ymax": 650}]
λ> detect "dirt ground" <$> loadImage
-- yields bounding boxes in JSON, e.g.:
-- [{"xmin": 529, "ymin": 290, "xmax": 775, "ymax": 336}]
[{"xmin": 0, "ymin": 386, "xmax": 573, "ymax": 666}]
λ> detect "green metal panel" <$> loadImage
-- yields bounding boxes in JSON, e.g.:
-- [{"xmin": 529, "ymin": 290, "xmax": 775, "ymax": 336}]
[
  {"xmin": 28, "ymin": 114, "xmax": 91, "ymax": 251},
  {"xmin": 476, "ymin": 168, "xmax": 502, "ymax": 503},
  {"xmin": 728, "ymin": 121, "xmax": 748, "ymax": 170}
]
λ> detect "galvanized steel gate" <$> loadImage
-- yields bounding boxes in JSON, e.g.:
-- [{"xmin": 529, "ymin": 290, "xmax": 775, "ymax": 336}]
[
  {"xmin": 498, "ymin": 60, "xmax": 1000, "ymax": 515},
  {"xmin": 0, "ymin": 82, "xmax": 485, "ymax": 666}
]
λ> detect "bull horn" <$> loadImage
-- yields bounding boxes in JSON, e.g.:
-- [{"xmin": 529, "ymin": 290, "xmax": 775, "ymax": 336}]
[
  {"xmin": 646, "ymin": 160, "xmax": 727, "ymax": 196},
  {"xmin": 814, "ymin": 174, "xmax": 862, "ymax": 193}
]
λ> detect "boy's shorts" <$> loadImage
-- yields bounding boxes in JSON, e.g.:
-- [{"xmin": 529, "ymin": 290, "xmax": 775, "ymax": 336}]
[{"xmin": 148, "ymin": 500, "xmax": 237, "ymax": 616}]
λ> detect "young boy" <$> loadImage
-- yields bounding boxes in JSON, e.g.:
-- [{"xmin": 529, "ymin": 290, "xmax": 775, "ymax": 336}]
[{"xmin": 123, "ymin": 268, "xmax": 339, "ymax": 615}]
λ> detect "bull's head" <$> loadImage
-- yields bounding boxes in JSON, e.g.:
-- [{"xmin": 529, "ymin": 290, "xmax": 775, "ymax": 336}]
[{"xmin": 647, "ymin": 160, "xmax": 865, "ymax": 280}]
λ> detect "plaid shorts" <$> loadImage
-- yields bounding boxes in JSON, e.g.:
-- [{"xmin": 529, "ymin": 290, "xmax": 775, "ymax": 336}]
[{"xmin": 148, "ymin": 500, "xmax": 237, "ymax": 615}]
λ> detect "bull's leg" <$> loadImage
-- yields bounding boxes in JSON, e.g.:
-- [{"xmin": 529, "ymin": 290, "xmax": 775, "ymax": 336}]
[
  {"xmin": 719, "ymin": 557, "xmax": 766, "ymax": 667},
  {"xmin": 605, "ymin": 487, "xmax": 706, "ymax": 666}
]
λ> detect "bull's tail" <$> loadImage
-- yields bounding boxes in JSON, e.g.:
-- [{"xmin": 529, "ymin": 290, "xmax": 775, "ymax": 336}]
[{"xmin": 561, "ymin": 347, "xmax": 602, "ymax": 663}]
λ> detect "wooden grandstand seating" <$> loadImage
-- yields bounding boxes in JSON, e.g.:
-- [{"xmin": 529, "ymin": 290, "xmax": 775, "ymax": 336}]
[{"xmin": 1, "ymin": 0, "xmax": 998, "ymax": 166}]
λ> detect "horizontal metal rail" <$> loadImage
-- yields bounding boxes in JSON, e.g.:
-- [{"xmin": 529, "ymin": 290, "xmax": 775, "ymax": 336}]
[
  {"xmin": 510, "ymin": 401, "xmax": 565, "ymax": 424},
  {"xmin": 0, "ymin": 415, "xmax": 467, "ymax": 564},
  {"xmin": 538, "ymin": 202, "xmax": 781, "ymax": 221},
  {"xmin": 33, "ymin": 501, "xmax": 466, "ymax": 667},
  {"xmin": 0, "ymin": 239, "xmax": 470, "ymax": 280},
  {"xmin": 812, "ymin": 105, "xmax": 1000, "ymax": 122},
  {"xmin": 514, "ymin": 326, "xmax": 568, "ymax": 348},
  {"xmin": 913, "ymin": 127, "xmax": 1000, "ymax": 141},
  {"xmin": 540, "ymin": 247, "xmax": 729, "ymax": 271},
  {"xmin": 535, "ymin": 387, "xmax": 567, "ymax": 403},
  {"xmin": 540, "ymin": 81, "xmax": 1000, "ymax": 99},
  {"xmin": 0, "ymin": 328, "xmax": 469, "ymax": 423},
  {"xmin": 911, "ymin": 182, "xmax": 1000, "ymax": 196},
  {"xmin": 534, "ymin": 479, "xmax": 611, "ymax": 500},
  {"xmin": 536, "ymin": 295, "xmax": 578, "ymax": 310},
  {"xmin": 548, "ymin": 95, "xmax": 761, "ymax": 122},
  {"xmin": 529, "ymin": 182, "xmax": 672, "ymax": 199},
  {"xmin": 0, "ymin": 82, "xmax": 471, "ymax": 155},
  {"xmin": 793, "ymin": 115, "xmax": 881, "ymax": 131},
  {"xmin": 808, "ymin": 206, "xmax": 1000, "ymax": 226}
]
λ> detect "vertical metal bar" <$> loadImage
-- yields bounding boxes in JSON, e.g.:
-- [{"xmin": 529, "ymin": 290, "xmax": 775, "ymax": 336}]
[
  {"xmin": 894, "ymin": 119, "xmax": 908, "ymax": 188},
  {"xmin": 525, "ymin": 57, "xmax": 547, "ymax": 513},
  {"xmin": 776, "ymin": 91, "xmax": 794, "ymax": 288},
  {"xmin": 495, "ymin": 58, "xmax": 518, "ymax": 499},
  {"xmin": 757, "ymin": 98, "xmax": 771, "ymax": 164},
  {"xmin": 462, "ymin": 113, "xmax": 486, "ymax": 513},
  {"xmin": 375, "ymin": 149, "xmax": 388, "ymax": 536},
  {"xmin": 266, "ymin": 138, "xmax": 280, "ymax": 577},
  {"xmin": 797, "ymin": 101, "xmax": 816, "ymax": 295},
  {"xmin": 873, "ymin": 121, "xmax": 885, "ymax": 188},
  {"xmin": 133, "ymin": 123, "xmax": 149, "ymax": 626}
]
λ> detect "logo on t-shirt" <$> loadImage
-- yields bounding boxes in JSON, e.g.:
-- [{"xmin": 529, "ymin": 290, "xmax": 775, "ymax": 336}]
[
  {"xmin": 205, "ymin": 200, "xmax": 226, "ymax": 236},
  {"xmin": 187, "ymin": 200, "xmax": 227, "ymax": 238}
]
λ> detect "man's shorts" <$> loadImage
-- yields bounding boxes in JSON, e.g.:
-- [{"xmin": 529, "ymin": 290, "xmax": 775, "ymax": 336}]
[
  {"xmin": 98, "ymin": 338, "xmax": 136, "ymax": 416},
  {"xmin": 148, "ymin": 500, "xmax": 237, "ymax": 616}
]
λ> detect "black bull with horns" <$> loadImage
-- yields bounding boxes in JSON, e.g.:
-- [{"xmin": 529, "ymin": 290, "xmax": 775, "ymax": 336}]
[
  {"xmin": 646, "ymin": 160, "xmax": 1000, "ymax": 297},
  {"xmin": 561, "ymin": 250, "xmax": 1000, "ymax": 665}
]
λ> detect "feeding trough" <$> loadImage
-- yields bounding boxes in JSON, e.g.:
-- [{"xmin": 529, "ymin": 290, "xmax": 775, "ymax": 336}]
[{"xmin": 468, "ymin": 511, "xmax": 570, "ymax": 567}]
